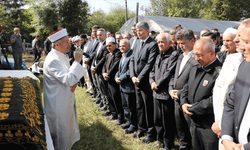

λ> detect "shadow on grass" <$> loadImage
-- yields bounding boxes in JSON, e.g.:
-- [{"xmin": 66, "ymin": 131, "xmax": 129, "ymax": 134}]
[{"xmin": 71, "ymin": 120, "xmax": 126, "ymax": 150}]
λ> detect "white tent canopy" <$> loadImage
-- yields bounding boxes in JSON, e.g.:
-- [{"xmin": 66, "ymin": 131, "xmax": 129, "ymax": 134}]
[{"xmin": 119, "ymin": 16, "xmax": 241, "ymax": 36}]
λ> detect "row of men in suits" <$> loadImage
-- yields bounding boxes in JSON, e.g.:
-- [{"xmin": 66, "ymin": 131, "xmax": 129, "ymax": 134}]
[{"xmin": 81, "ymin": 19, "xmax": 250, "ymax": 150}]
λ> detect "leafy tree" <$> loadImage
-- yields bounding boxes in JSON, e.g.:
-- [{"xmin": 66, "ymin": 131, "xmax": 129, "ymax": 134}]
[
  {"xmin": 145, "ymin": 0, "xmax": 250, "ymax": 21},
  {"xmin": 59, "ymin": 0, "xmax": 90, "ymax": 35},
  {"xmin": 0, "ymin": 0, "xmax": 33, "ymax": 43},
  {"xmin": 86, "ymin": 6, "xmax": 135, "ymax": 35}
]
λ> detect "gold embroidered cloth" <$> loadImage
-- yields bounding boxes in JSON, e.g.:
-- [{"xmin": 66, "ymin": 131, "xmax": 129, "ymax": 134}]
[{"xmin": 0, "ymin": 77, "xmax": 46, "ymax": 150}]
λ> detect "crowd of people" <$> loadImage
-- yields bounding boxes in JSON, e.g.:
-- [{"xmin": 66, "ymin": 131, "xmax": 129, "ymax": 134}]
[{"xmin": 3, "ymin": 18, "xmax": 250, "ymax": 150}]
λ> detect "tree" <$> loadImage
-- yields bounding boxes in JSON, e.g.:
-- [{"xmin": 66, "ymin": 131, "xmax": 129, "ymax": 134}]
[
  {"xmin": 0, "ymin": 0, "xmax": 33, "ymax": 43},
  {"xmin": 145, "ymin": 0, "xmax": 205, "ymax": 18},
  {"xmin": 145, "ymin": 0, "xmax": 250, "ymax": 21},
  {"xmin": 207, "ymin": 0, "xmax": 250, "ymax": 21},
  {"xmin": 59, "ymin": 0, "xmax": 90, "ymax": 35},
  {"xmin": 86, "ymin": 6, "xmax": 135, "ymax": 35}
]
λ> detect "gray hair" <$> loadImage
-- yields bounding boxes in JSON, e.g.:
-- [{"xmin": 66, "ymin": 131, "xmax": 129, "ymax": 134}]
[
  {"xmin": 136, "ymin": 21, "xmax": 149, "ymax": 31},
  {"xmin": 52, "ymin": 38, "xmax": 63, "ymax": 48},
  {"xmin": 175, "ymin": 28, "xmax": 195, "ymax": 41},
  {"xmin": 97, "ymin": 28, "xmax": 106, "ymax": 34},
  {"xmin": 202, "ymin": 39, "xmax": 215, "ymax": 52},
  {"xmin": 120, "ymin": 39, "xmax": 130, "ymax": 47},
  {"xmin": 155, "ymin": 33, "xmax": 172, "ymax": 42}
]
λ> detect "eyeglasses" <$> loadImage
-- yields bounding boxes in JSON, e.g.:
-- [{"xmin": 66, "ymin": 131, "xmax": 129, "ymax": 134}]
[
  {"xmin": 106, "ymin": 45, "xmax": 112, "ymax": 47},
  {"xmin": 194, "ymin": 50, "xmax": 212, "ymax": 58}
]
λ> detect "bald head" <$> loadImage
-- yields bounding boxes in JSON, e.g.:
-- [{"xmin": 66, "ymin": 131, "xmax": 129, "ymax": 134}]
[
  {"xmin": 194, "ymin": 38, "xmax": 216, "ymax": 66},
  {"xmin": 120, "ymin": 39, "xmax": 130, "ymax": 54}
]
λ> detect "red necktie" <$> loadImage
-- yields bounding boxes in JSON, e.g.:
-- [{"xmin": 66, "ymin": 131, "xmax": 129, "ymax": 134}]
[{"xmin": 107, "ymin": 54, "xmax": 112, "ymax": 72}]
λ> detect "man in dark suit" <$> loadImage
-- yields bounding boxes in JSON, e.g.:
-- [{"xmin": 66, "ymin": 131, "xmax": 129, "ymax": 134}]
[
  {"xmin": 221, "ymin": 18, "xmax": 250, "ymax": 150},
  {"xmin": 169, "ymin": 28, "xmax": 196, "ymax": 150},
  {"xmin": 181, "ymin": 38, "xmax": 221, "ymax": 150},
  {"xmin": 130, "ymin": 21, "xmax": 159, "ymax": 143},
  {"xmin": 91, "ymin": 28, "xmax": 109, "ymax": 110},
  {"xmin": 115, "ymin": 39, "xmax": 137, "ymax": 134},
  {"xmin": 149, "ymin": 33, "xmax": 178, "ymax": 149},
  {"xmin": 84, "ymin": 25, "xmax": 100, "ymax": 99},
  {"xmin": 102, "ymin": 37, "xmax": 124, "ymax": 124}
]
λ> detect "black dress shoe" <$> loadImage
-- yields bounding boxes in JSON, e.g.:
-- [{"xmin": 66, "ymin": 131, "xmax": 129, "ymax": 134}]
[
  {"xmin": 115, "ymin": 119, "xmax": 125, "ymax": 125},
  {"xmin": 95, "ymin": 99, "xmax": 101, "ymax": 104},
  {"xmin": 102, "ymin": 111, "xmax": 111, "ymax": 116},
  {"xmin": 142, "ymin": 136, "xmax": 156, "ymax": 143},
  {"xmin": 133, "ymin": 131, "xmax": 146, "ymax": 138},
  {"xmin": 121, "ymin": 123, "xmax": 130, "ymax": 129},
  {"xmin": 92, "ymin": 95, "xmax": 96, "ymax": 98},
  {"xmin": 107, "ymin": 115, "xmax": 118, "ymax": 121},
  {"xmin": 125, "ymin": 127, "xmax": 137, "ymax": 134}
]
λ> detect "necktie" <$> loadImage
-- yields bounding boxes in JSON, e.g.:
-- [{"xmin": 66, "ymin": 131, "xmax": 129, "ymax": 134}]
[
  {"xmin": 139, "ymin": 41, "xmax": 144, "ymax": 53},
  {"xmin": 107, "ymin": 54, "xmax": 112, "ymax": 72}
]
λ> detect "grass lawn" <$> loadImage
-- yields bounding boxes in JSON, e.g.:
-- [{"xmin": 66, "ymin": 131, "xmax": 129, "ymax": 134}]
[{"xmin": 24, "ymin": 53, "xmax": 178, "ymax": 150}]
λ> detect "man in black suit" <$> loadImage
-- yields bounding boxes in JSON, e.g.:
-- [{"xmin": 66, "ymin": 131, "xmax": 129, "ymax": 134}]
[
  {"xmin": 221, "ymin": 18, "xmax": 250, "ymax": 150},
  {"xmin": 115, "ymin": 39, "xmax": 137, "ymax": 134},
  {"xmin": 91, "ymin": 28, "xmax": 109, "ymax": 109},
  {"xmin": 149, "ymin": 33, "xmax": 178, "ymax": 149},
  {"xmin": 181, "ymin": 38, "xmax": 221, "ymax": 150},
  {"xmin": 102, "ymin": 37, "xmax": 124, "ymax": 125},
  {"xmin": 169, "ymin": 28, "xmax": 196, "ymax": 150},
  {"xmin": 130, "ymin": 21, "xmax": 159, "ymax": 143},
  {"xmin": 84, "ymin": 25, "xmax": 100, "ymax": 99}
]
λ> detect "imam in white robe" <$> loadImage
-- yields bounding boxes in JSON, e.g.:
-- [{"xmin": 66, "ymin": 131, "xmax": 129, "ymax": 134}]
[{"xmin": 43, "ymin": 48, "xmax": 86, "ymax": 150}]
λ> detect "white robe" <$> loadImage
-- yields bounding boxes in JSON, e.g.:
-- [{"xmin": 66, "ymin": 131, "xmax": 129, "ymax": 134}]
[{"xmin": 43, "ymin": 48, "xmax": 86, "ymax": 150}]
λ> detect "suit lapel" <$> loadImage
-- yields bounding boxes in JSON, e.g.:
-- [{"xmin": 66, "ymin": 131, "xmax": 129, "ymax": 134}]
[
  {"xmin": 178, "ymin": 56, "xmax": 195, "ymax": 77},
  {"xmin": 237, "ymin": 62, "xmax": 250, "ymax": 127},
  {"xmin": 175, "ymin": 54, "xmax": 183, "ymax": 78}
]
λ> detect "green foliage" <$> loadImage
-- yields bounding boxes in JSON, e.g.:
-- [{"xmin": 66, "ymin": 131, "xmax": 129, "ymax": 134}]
[
  {"xmin": 145, "ymin": 0, "xmax": 250, "ymax": 21},
  {"xmin": 86, "ymin": 6, "xmax": 135, "ymax": 35},
  {"xmin": 0, "ymin": 0, "xmax": 33, "ymax": 43},
  {"xmin": 59, "ymin": 0, "xmax": 90, "ymax": 35}
]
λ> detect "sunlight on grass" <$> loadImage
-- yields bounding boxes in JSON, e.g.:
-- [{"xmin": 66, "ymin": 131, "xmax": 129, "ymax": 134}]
[{"xmin": 37, "ymin": 75, "xmax": 176, "ymax": 150}]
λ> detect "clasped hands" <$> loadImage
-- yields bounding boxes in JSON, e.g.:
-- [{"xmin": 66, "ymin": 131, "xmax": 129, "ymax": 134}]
[
  {"xmin": 103, "ymin": 73, "xmax": 109, "ymax": 81},
  {"xmin": 182, "ymin": 103, "xmax": 193, "ymax": 116},
  {"xmin": 132, "ymin": 77, "xmax": 140, "ymax": 86},
  {"xmin": 170, "ymin": 90, "xmax": 179, "ymax": 100},
  {"xmin": 151, "ymin": 82, "xmax": 158, "ymax": 91}
]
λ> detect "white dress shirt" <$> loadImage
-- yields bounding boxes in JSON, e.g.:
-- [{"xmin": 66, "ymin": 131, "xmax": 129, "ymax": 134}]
[{"xmin": 179, "ymin": 50, "xmax": 193, "ymax": 75}]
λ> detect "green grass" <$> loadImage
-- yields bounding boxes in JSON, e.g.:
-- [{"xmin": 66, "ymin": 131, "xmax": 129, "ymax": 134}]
[{"xmin": 36, "ymin": 74, "xmax": 178, "ymax": 150}]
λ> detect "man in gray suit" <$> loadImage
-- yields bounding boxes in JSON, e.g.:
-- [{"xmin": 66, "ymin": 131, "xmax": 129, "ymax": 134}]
[
  {"xmin": 221, "ymin": 18, "xmax": 250, "ymax": 150},
  {"xmin": 130, "ymin": 21, "xmax": 158, "ymax": 143},
  {"xmin": 169, "ymin": 28, "xmax": 196, "ymax": 150}
]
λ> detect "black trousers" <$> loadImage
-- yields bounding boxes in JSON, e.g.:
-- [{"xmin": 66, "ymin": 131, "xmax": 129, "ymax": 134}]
[
  {"xmin": 135, "ymin": 84, "xmax": 156, "ymax": 138},
  {"xmin": 120, "ymin": 91, "xmax": 137, "ymax": 128},
  {"xmin": 108, "ymin": 81, "xmax": 124, "ymax": 119},
  {"xmin": 96, "ymin": 73, "xmax": 115, "ymax": 113},
  {"xmin": 154, "ymin": 98, "xmax": 175, "ymax": 150},
  {"xmin": 92, "ymin": 71, "xmax": 102, "ymax": 99},
  {"xmin": 174, "ymin": 100, "xmax": 192, "ymax": 150},
  {"xmin": 33, "ymin": 50, "xmax": 41, "ymax": 62},
  {"xmin": 191, "ymin": 124, "xmax": 218, "ymax": 150}
]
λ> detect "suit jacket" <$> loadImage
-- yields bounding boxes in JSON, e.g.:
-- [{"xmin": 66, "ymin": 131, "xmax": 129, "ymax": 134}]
[
  {"xmin": 115, "ymin": 49, "xmax": 135, "ymax": 93},
  {"xmin": 92, "ymin": 41, "xmax": 108, "ymax": 74},
  {"xmin": 130, "ymin": 36, "xmax": 159, "ymax": 87},
  {"xmin": 149, "ymin": 47, "xmax": 178, "ymax": 100},
  {"xmin": 85, "ymin": 39, "xmax": 100, "ymax": 66},
  {"xmin": 221, "ymin": 60, "xmax": 250, "ymax": 149},
  {"xmin": 102, "ymin": 48, "xmax": 122, "ymax": 83},
  {"xmin": 180, "ymin": 59, "xmax": 222, "ymax": 128},
  {"xmin": 169, "ymin": 51, "xmax": 197, "ymax": 99}
]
